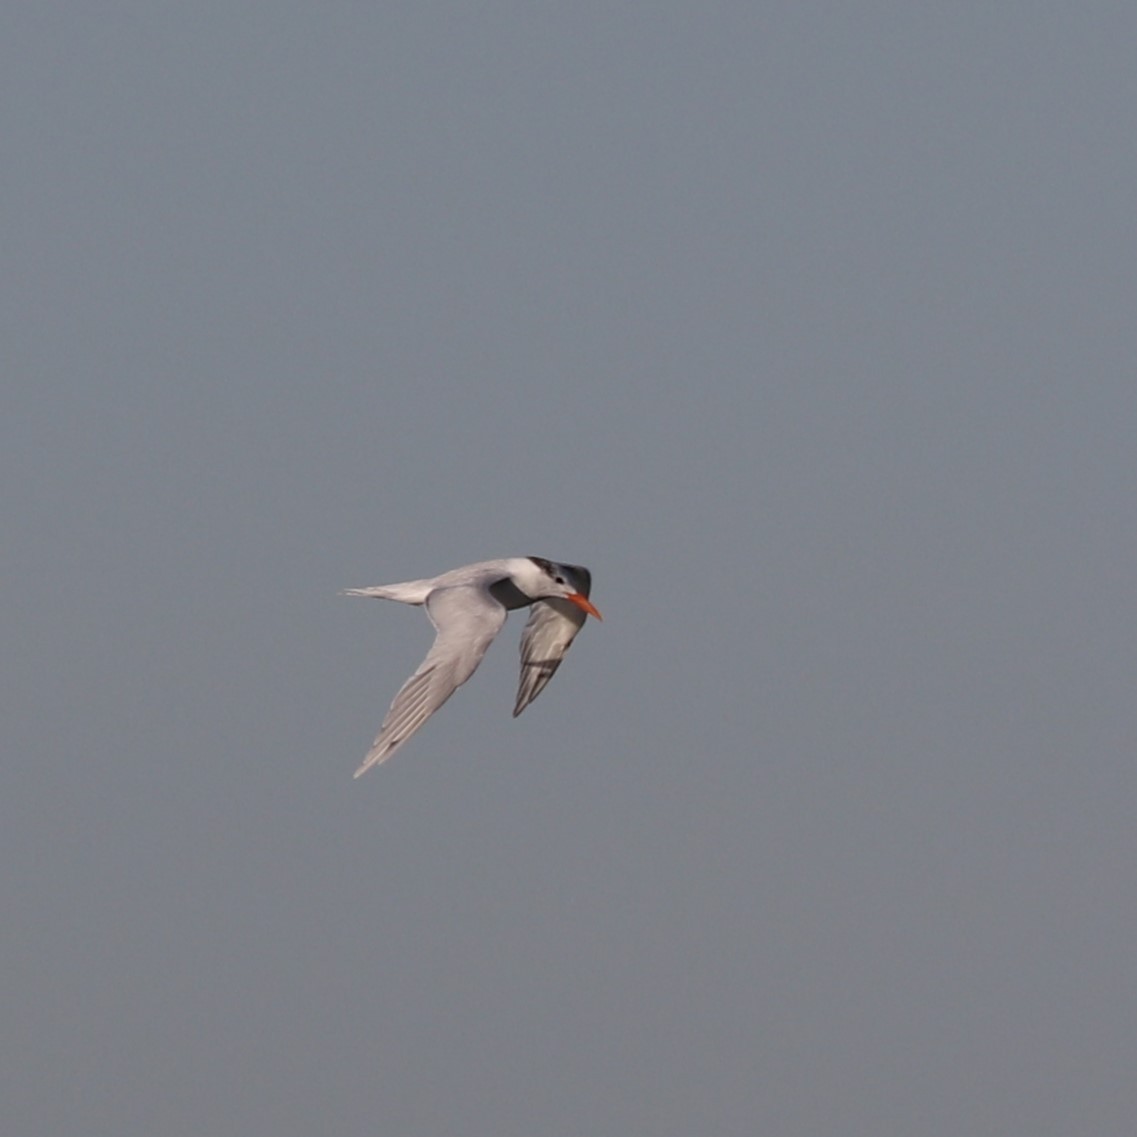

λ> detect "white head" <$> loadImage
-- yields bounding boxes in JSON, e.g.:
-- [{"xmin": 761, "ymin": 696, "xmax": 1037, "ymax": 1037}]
[{"xmin": 516, "ymin": 556, "xmax": 603, "ymax": 619}]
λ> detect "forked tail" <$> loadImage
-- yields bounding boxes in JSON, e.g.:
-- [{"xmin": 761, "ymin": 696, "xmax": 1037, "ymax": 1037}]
[{"xmin": 340, "ymin": 580, "xmax": 433, "ymax": 604}]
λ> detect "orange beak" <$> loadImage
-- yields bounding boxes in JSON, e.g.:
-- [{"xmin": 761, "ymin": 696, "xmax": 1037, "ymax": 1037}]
[{"xmin": 567, "ymin": 593, "xmax": 603, "ymax": 621}]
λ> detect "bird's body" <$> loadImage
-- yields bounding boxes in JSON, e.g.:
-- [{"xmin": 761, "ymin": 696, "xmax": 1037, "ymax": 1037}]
[{"xmin": 344, "ymin": 557, "xmax": 601, "ymax": 776}]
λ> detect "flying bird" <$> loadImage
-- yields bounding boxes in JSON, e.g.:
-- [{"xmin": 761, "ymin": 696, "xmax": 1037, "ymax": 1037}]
[{"xmin": 344, "ymin": 557, "xmax": 601, "ymax": 776}]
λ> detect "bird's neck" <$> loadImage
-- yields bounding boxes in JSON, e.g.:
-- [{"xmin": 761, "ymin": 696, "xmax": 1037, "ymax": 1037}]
[{"xmin": 488, "ymin": 575, "xmax": 534, "ymax": 610}]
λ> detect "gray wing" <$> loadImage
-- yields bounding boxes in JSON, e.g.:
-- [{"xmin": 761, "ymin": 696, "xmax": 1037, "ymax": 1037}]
[
  {"xmin": 355, "ymin": 586, "xmax": 508, "ymax": 776},
  {"xmin": 513, "ymin": 597, "xmax": 588, "ymax": 717}
]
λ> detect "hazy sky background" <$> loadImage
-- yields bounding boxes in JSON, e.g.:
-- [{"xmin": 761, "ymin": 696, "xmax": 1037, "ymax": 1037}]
[{"xmin": 5, "ymin": 5, "xmax": 1136, "ymax": 1135}]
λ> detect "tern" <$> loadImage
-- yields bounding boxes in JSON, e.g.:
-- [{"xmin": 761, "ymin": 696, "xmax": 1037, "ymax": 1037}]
[{"xmin": 344, "ymin": 556, "xmax": 602, "ymax": 776}]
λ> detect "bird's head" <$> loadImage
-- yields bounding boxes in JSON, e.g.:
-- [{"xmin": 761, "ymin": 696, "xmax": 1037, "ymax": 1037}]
[{"xmin": 523, "ymin": 556, "xmax": 603, "ymax": 620}]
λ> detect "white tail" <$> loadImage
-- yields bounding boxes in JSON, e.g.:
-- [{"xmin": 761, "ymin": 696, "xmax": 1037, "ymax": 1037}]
[{"xmin": 340, "ymin": 580, "xmax": 434, "ymax": 604}]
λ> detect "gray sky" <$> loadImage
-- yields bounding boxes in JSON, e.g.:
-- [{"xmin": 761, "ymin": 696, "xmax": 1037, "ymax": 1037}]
[{"xmin": 5, "ymin": 5, "xmax": 1136, "ymax": 1135}]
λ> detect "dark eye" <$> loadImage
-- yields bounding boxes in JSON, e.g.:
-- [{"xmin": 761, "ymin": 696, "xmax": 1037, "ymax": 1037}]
[{"xmin": 555, "ymin": 576, "xmax": 565, "ymax": 584}]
